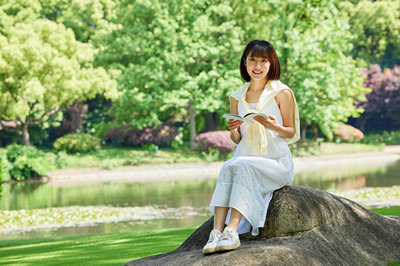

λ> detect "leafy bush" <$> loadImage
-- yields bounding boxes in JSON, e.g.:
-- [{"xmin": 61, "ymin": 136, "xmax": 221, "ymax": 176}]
[
  {"xmin": 5, "ymin": 144, "xmax": 53, "ymax": 181},
  {"xmin": 105, "ymin": 123, "xmax": 178, "ymax": 146},
  {"xmin": 195, "ymin": 131, "xmax": 236, "ymax": 154},
  {"xmin": 0, "ymin": 150, "xmax": 4, "ymax": 200},
  {"xmin": 360, "ymin": 130, "xmax": 400, "ymax": 145},
  {"xmin": 351, "ymin": 65, "xmax": 400, "ymax": 131},
  {"xmin": 201, "ymin": 148, "xmax": 222, "ymax": 162},
  {"xmin": 170, "ymin": 127, "xmax": 184, "ymax": 150},
  {"xmin": 0, "ymin": 149, "xmax": 11, "ymax": 182},
  {"xmin": 53, "ymin": 133, "xmax": 101, "ymax": 154}
]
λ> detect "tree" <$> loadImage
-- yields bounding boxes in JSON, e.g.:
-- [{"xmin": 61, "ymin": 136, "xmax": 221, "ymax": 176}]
[
  {"xmin": 96, "ymin": 0, "xmax": 244, "ymax": 148},
  {"xmin": 338, "ymin": 0, "xmax": 400, "ymax": 68},
  {"xmin": 350, "ymin": 64, "xmax": 400, "ymax": 131},
  {"xmin": 0, "ymin": 19, "xmax": 118, "ymax": 145},
  {"xmin": 0, "ymin": 0, "xmax": 120, "ymax": 43},
  {"xmin": 232, "ymin": 0, "xmax": 370, "ymax": 139}
]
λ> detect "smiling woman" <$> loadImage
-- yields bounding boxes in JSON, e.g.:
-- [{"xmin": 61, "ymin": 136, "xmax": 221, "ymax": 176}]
[
  {"xmin": 239, "ymin": 40, "xmax": 281, "ymax": 83},
  {"xmin": 203, "ymin": 40, "xmax": 301, "ymax": 255}
]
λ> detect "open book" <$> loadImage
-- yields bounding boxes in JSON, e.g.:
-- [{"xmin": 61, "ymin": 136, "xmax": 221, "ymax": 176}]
[{"xmin": 223, "ymin": 113, "xmax": 269, "ymax": 122}]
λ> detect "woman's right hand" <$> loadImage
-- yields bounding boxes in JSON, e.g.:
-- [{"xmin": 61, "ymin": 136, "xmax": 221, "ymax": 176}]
[{"xmin": 227, "ymin": 119, "xmax": 243, "ymax": 131}]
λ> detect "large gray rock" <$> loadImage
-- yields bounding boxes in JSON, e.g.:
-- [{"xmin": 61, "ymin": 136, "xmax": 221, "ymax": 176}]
[{"xmin": 126, "ymin": 186, "xmax": 400, "ymax": 265}]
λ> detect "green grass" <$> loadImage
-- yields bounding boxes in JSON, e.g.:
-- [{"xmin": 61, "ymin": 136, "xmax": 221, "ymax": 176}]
[
  {"xmin": 371, "ymin": 206, "xmax": 400, "ymax": 217},
  {"xmin": 0, "ymin": 206, "xmax": 398, "ymax": 265},
  {"xmin": 54, "ymin": 142, "xmax": 384, "ymax": 170},
  {"xmin": 0, "ymin": 142, "xmax": 385, "ymax": 173},
  {"xmin": 54, "ymin": 146, "xmax": 208, "ymax": 170},
  {"xmin": 0, "ymin": 227, "xmax": 196, "ymax": 265},
  {"xmin": 291, "ymin": 141, "xmax": 384, "ymax": 157}
]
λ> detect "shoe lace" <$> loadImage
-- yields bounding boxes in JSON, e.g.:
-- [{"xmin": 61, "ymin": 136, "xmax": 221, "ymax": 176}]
[
  {"xmin": 221, "ymin": 227, "xmax": 235, "ymax": 240},
  {"xmin": 208, "ymin": 230, "xmax": 221, "ymax": 242}
]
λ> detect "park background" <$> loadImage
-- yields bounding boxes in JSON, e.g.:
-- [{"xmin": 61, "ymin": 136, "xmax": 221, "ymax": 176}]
[{"xmin": 0, "ymin": 0, "xmax": 399, "ymax": 264}]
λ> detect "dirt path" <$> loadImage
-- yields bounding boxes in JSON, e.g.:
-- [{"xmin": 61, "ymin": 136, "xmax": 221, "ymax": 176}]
[{"xmin": 44, "ymin": 145, "xmax": 400, "ymax": 186}]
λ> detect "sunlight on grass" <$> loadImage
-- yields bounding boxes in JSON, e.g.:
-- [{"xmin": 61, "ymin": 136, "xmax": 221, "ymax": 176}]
[
  {"xmin": 52, "ymin": 142, "xmax": 387, "ymax": 170},
  {"xmin": 56, "ymin": 146, "xmax": 206, "ymax": 170},
  {"xmin": 291, "ymin": 141, "xmax": 383, "ymax": 157},
  {"xmin": 371, "ymin": 206, "xmax": 400, "ymax": 217},
  {"xmin": 0, "ymin": 227, "xmax": 196, "ymax": 265}
]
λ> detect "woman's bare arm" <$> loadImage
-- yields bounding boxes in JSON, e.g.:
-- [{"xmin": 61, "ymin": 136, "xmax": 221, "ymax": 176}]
[
  {"xmin": 228, "ymin": 97, "xmax": 242, "ymax": 144},
  {"xmin": 253, "ymin": 89, "xmax": 296, "ymax": 138},
  {"xmin": 275, "ymin": 90, "xmax": 296, "ymax": 138}
]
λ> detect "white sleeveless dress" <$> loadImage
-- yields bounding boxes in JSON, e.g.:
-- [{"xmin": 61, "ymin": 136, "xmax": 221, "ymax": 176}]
[{"xmin": 209, "ymin": 96, "xmax": 294, "ymax": 236}]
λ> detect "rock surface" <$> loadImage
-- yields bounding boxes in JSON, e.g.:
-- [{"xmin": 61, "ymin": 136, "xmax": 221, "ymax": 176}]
[{"xmin": 126, "ymin": 186, "xmax": 400, "ymax": 265}]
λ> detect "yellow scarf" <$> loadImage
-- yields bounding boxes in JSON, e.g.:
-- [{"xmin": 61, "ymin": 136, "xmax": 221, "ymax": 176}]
[{"xmin": 238, "ymin": 80, "xmax": 300, "ymax": 155}]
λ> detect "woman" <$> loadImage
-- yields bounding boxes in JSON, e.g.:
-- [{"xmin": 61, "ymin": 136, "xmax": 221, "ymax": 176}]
[{"xmin": 203, "ymin": 40, "xmax": 300, "ymax": 254}]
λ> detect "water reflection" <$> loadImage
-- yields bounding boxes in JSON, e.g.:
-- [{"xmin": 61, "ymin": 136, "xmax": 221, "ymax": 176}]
[
  {"xmin": 0, "ymin": 159, "xmax": 399, "ymax": 240},
  {"xmin": 0, "ymin": 180, "xmax": 217, "ymax": 211},
  {"xmin": 293, "ymin": 160, "xmax": 400, "ymax": 191}
]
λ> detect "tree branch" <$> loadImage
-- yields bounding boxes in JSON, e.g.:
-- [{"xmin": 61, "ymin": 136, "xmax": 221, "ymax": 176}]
[
  {"xmin": 2, "ymin": 74, "xmax": 19, "ymax": 103},
  {"xmin": 29, "ymin": 108, "xmax": 60, "ymax": 126},
  {"xmin": 0, "ymin": 120, "xmax": 21, "ymax": 133}
]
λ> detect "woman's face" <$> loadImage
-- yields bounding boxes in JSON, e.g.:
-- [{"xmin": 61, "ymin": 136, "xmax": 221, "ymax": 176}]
[{"xmin": 245, "ymin": 52, "xmax": 270, "ymax": 81}]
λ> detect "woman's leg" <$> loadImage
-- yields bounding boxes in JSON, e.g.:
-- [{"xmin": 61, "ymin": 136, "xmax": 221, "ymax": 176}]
[
  {"xmin": 214, "ymin": 206, "xmax": 229, "ymax": 232},
  {"xmin": 227, "ymin": 208, "xmax": 243, "ymax": 232}
]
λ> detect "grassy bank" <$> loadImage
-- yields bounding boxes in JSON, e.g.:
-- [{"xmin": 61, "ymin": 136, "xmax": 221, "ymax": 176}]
[
  {"xmin": 53, "ymin": 142, "xmax": 384, "ymax": 170},
  {"xmin": 371, "ymin": 206, "xmax": 400, "ymax": 217},
  {"xmin": 0, "ymin": 227, "xmax": 196, "ymax": 265},
  {"xmin": 0, "ymin": 205, "xmax": 398, "ymax": 265}
]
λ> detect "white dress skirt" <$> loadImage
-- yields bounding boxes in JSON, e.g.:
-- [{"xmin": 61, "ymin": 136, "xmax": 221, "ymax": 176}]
[{"xmin": 209, "ymin": 99, "xmax": 294, "ymax": 236}]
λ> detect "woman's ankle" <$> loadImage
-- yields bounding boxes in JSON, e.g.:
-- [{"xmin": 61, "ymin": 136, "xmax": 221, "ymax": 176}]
[
  {"xmin": 226, "ymin": 225, "xmax": 238, "ymax": 232},
  {"xmin": 213, "ymin": 226, "xmax": 223, "ymax": 232}
]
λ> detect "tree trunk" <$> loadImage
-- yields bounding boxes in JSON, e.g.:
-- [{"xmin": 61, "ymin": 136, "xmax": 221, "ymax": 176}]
[
  {"xmin": 357, "ymin": 114, "xmax": 369, "ymax": 132},
  {"xmin": 204, "ymin": 112, "xmax": 220, "ymax": 132},
  {"xmin": 21, "ymin": 123, "xmax": 30, "ymax": 146},
  {"xmin": 301, "ymin": 123, "xmax": 307, "ymax": 140},
  {"xmin": 312, "ymin": 124, "xmax": 318, "ymax": 140},
  {"xmin": 189, "ymin": 105, "xmax": 196, "ymax": 150}
]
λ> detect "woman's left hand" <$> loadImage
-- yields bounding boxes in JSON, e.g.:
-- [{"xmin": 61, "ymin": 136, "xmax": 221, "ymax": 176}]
[{"xmin": 253, "ymin": 115, "xmax": 280, "ymax": 131}]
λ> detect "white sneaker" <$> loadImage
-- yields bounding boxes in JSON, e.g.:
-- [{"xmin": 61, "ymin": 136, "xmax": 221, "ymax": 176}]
[
  {"xmin": 202, "ymin": 229, "xmax": 222, "ymax": 254},
  {"xmin": 216, "ymin": 226, "xmax": 240, "ymax": 252}
]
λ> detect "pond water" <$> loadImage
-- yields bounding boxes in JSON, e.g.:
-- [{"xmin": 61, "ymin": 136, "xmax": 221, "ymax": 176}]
[{"xmin": 1, "ymin": 159, "xmax": 399, "ymax": 240}]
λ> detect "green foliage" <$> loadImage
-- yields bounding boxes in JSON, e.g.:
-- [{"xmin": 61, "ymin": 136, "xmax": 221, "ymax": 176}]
[
  {"xmin": 170, "ymin": 127, "xmax": 184, "ymax": 150},
  {"xmin": 0, "ymin": 0, "xmax": 120, "ymax": 43},
  {"xmin": 0, "ymin": 149, "xmax": 11, "ymax": 183},
  {"xmin": 0, "ymin": 2, "xmax": 118, "ymax": 145},
  {"xmin": 200, "ymin": 148, "xmax": 233, "ymax": 162},
  {"xmin": 360, "ymin": 131, "xmax": 400, "ymax": 145},
  {"xmin": 255, "ymin": 0, "xmax": 369, "ymax": 140},
  {"xmin": 53, "ymin": 133, "xmax": 101, "ymax": 154},
  {"xmin": 201, "ymin": 148, "xmax": 221, "ymax": 162},
  {"xmin": 0, "ymin": 150, "xmax": 4, "ymax": 200},
  {"xmin": 0, "ymin": 0, "xmax": 397, "ymax": 147},
  {"xmin": 95, "ymin": 0, "xmax": 244, "ymax": 131},
  {"xmin": 5, "ymin": 144, "xmax": 53, "ymax": 181},
  {"xmin": 39, "ymin": 0, "xmax": 120, "ymax": 43},
  {"xmin": 339, "ymin": 0, "xmax": 400, "ymax": 68}
]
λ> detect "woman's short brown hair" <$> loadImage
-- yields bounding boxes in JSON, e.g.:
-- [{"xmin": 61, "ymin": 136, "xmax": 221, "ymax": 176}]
[{"xmin": 240, "ymin": 40, "xmax": 281, "ymax": 82}]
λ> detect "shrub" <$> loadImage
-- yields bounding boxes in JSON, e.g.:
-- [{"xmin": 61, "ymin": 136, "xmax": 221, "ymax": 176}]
[
  {"xmin": 53, "ymin": 133, "xmax": 101, "ymax": 154},
  {"xmin": 352, "ymin": 65, "xmax": 400, "ymax": 131},
  {"xmin": 0, "ymin": 149, "xmax": 11, "ymax": 182},
  {"xmin": 105, "ymin": 123, "xmax": 178, "ymax": 146},
  {"xmin": 195, "ymin": 131, "xmax": 236, "ymax": 154},
  {"xmin": 5, "ymin": 144, "xmax": 53, "ymax": 181},
  {"xmin": 360, "ymin": 130, "xmax": 400, "ymax": 145},
  {"xmin": 0, "ymin": 150, "xmax": 4, "ymax": 200},
  {"xmin": 335, "ymin": 124, "xmax": 364, "ymax": 142}
]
